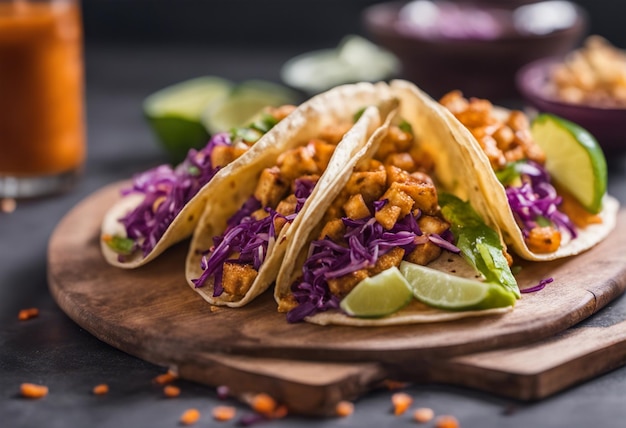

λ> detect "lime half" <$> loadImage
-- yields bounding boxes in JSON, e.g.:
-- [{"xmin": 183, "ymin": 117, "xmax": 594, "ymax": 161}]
[
  {"xmin": 202, "ymin": 80, "xmax": 299, "ymax": 135},
  {"xmin": 340, "ymin": 267, "xmax": 413, "ymax": 318},
  {"xmin": 399, "ymin": 261, "xmax": 516, "ymax": 311},
  {"xmin": 531, "ymin": 113, "xmax": 607, "ymax": 214},
  {"xmin": 144, "ymin": 76, "xmax": 233, "ymax": 161}
]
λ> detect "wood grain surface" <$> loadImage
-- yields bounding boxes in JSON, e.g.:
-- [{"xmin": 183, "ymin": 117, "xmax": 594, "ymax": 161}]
[
  {"xmin": 172, "ymin": 318, "xmax": 626, "ymax": 415},
  {"xmin": 47, "ymin": 182, "xmax": 626, "ymax": 414}
]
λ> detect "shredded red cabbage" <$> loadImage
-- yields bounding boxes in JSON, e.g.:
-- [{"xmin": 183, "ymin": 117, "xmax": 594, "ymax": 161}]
[
  {"xmin": 428, "ymin": 231, "xmax": 460, "ymax": 253},
  {"xmin": 372, "ymin": 198, "xmax": 388, "ymax": 211},
  {"xmin": 521, "ymin": 277, "xmax": 553, "ymax": 293},
  {"xmin": 117, "ymin": 133, "xmax": 231, "ymax": 259},
  {"xmin": 238, "ymin": 413, "xmax": 268, "ymax": 427},
  {"xmin": 287, "ymin": 210, "xmax": 460, "ymax": 323},
  {"xmin": 216, "ymin": 385, "xmax": 230, "ymax": 400},
  {"xmin": 505, "ymin": 160, "xmax": 577, "ymax": 239},
  {"xmin": 193, "ymin": 177, "xmax": 317, "ymax": 297},
  {"xmin": 295, "ymin": 177, "xmax": 317, "ymax": 212}
]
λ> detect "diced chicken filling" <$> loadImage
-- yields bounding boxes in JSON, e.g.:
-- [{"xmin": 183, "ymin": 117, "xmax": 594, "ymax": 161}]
[
  {"xmin": 525, "ymin": 226, "xmax": 561, "ymax": 254},
  {"xmin": 210, "ymin": 144, "xmax": 248, "ymax": 169},
  {"xmin": 313, "ymin": 124, "xmax": 450, "ymax": 298},
  {"xmin": 328, "ymin": 248, "xmax": 406, "ymax": 297},
  {"xmin": 439, "ymin": 90, "xmax": 546, "ymax": 170},
  {"xmin": 439, "ymin": 91, "xmax": 564, "ymax": 254},
  {"xmin": 218, "ymin": 128, "xmax": 346, "ymax": 300},
  {"xmin": 221, "ymin": 262, "xmax": 259, "ymax": 298},
  {"xmin": 254, "ymin": 166, "xmax": 290, "ymax": 208}
]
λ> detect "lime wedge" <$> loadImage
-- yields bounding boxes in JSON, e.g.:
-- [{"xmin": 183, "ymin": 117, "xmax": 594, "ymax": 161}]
[
  {"xmin": 531, "ymin": 113, "xmax": 607, "ymax": 214},
  {"xmin": 202, "ymin": 80, "xmax": 299, "ymax": 135},
  {"xmin": 399, "ymin": 261, "xmax": 516, "ymax": 311},
  {"xmin": 143, "ymin": 76, "xmax": 233, "ymax": 161},
  {"xmin": 339, "ymin": 267, "xmax": 413, "ymax": 318}
]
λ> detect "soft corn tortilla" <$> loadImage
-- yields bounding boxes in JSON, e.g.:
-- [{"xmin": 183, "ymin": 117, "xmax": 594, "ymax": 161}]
[
  {"xmin": 185, "ymin": 82, "xmax": 399, "ymax": 308},
  {"xmin": 306, "ymin": 304, "xmax": 511, "ymax": 326},
  {"xmin": 101, "ymin": 178, "xmax": 218, "ymax": 269},
  {"xmin": 100, "ymin": 114, "xmax": 284, "ymax": 269},
  {"xmin": 275, "ymin": 80, "xmax": 515, "ymax": 326},
  {"xmin": 301, "ymin": 255, "xmax": 512, "ymax": 327},
  {"xmin": 100, "ymin": 82, "xmax": 392, "ymax": 270},
  {"xmin": 434, "ymin": 95, "xmax": 620, "ymax": 261}
]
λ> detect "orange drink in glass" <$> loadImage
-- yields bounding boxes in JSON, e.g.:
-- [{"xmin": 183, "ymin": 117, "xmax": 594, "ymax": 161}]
[{"xmin": 0, "ymin": 0, "xmax": 85, "ymax": 197}]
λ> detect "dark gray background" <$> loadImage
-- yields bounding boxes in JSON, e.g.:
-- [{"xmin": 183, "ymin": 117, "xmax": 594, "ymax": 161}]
[
  {"xmin": 80, "ymin": 0, "xmax": 626, "ymax": 48},
  {"xmin": 3, "ymin": 1, "xmax": 626, "ymax": 427}
]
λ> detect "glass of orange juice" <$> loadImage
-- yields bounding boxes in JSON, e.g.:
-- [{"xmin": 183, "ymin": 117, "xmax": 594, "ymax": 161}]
[{"xmin": 0, "ymin": 0, "xmax": 85, "ymax": 198}]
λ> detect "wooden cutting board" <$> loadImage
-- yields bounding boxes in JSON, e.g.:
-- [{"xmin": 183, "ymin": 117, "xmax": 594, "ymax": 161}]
[{"xmin": 48, "ymin": 182, "xmax": 626, "ymax": 415}]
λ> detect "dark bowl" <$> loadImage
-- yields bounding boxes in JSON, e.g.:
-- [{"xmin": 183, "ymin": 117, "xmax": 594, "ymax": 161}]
[
  {"xmin": 362, "ymin": 1, "xmax": 587, "ymax": 101},
  {"xmin": 516, "ymin": 57, "xmax": 626, "ymax": 154}
]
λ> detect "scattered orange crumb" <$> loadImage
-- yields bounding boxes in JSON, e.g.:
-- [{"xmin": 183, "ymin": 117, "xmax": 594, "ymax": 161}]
[
  {"xmin": 18, "ymin": 308, "xmax": 39, "ymax": 321},
  {"xmin": 153, "ymin": 370, "xmax": 178, "ymax": 385},
  {"xmin": 383, "ymin": 379, "xmax": 409, "ymax": 390},
  {"xmin": 435, "ymin": 415, "xmax": 460, "ymax": 428},
  {"xmin": 251, "ymin": 393, "xmax": 277, "ymax": 416},
  {"xmin": 271, "ymin": 404, "xmax": 288, "ymax": 419},
  {"xmin": 391, "ymin": 392, "xmax": 413, "ymax": 416},
  {"xmin": 20, "ymin": 383, "xmax": 48, "ymax": 399},
  {"xmin": 180, "ymin": 408, "xmax": 201, "ymax": 425},
  {"xmin": 210, "ymin": 305, "xmax": 220, "ymax": 312},
  {"xmin": 335, "ymin": 401, "xmax": 354, "ymax": 417},
  {"xmin": 1, "ymin": 198, "xmax": 16, "ymax": 213},
  {"xmin": 212, "ymin": 405, "xmax": 236, "ymax": 422},
  {"xmin": 101, "ymin": 234, "xmax": 112, "ymax": 243},
  {"xmin": 413, "ymin": 407, "xmax": 435, "ymax": 423},
  {"xmin": 92, "ymin": 384, "xmax": 109, "ymax": 395},
  {"xmin": 163, "ymin": 385, "xmax": 180, "ymax": 398}
]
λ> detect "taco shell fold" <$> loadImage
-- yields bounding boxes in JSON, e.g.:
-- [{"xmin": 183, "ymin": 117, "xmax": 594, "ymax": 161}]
[
  {"xmin": 433, "ymin": 90, "xmax": 620, "ymax": 261},
  {"xmin": 185, "ymin": 82, "xmax": 398, "ymax": 307},
  {"xmin": 275, "ymin": 80, "xmax": 516, "ymax": 326}
]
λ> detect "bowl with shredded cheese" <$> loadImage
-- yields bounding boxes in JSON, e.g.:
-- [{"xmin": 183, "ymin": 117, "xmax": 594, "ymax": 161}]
[{"xmin": 516, "ymin": 35, "xmax": 626, "ymax": 153}]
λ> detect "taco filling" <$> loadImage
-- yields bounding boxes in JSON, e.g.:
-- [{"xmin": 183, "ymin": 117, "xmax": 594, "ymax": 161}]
[
  {"xmin": 439, "ymin": 91, "xmax": 603, "ymax": 254},
  {"xmin": 102, "ymin": 106, "xmax": 294, "ymax": 262},
  {"xmin": 192, "ymin": 129, "xmax": 349, "ymax": 302},
  {"xmin": 282, "ymin": 121, "xmax": 516, "ymax": 322}
]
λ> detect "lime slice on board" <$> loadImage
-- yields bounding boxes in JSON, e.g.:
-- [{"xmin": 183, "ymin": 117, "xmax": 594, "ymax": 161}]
[
  {"xmin": 202, "ymin": 80, "xmax": 299, "ymax": 135},
  {"xmin": 531, "ymin": 113, "xmax": 607, "ymax": 214},
  {"xmin": 143, "ymin": 76, "xmax": 233, "ymax": 161},
  {"xmin": 339, "ymin": 267, "xmax": 413, "ymax": 318},
  {"xmin": 399, "ymin": 261, "xmax": 516, "ymax": 311}
]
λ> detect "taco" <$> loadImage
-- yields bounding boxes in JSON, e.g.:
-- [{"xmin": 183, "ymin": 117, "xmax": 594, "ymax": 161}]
[
  {"xmin": 437, "ymin": 90, "xmax": 619, "ymax": 261},
  {"xmin": 274, "ymin": 80, "xmax": 519, "ymax": 325},
  {"xmin": 185, "ymin": 82, "xmax": 398, "ymax": 307},
  {"xmin": 100, "ymin": 104, "xmax": 296, "ymax": 268}
]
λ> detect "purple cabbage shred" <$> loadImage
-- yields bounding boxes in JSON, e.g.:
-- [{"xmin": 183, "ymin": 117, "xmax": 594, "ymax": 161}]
[
  {"xmin": 118, "ymin": 133, "xmax": 231, "ymax": 258},
  {"xmin": 505, "ymin": 161, "xmax": 577, "ymax": 239},
  {"xmin": 216, "ymin": 385, "xmax": 230, "ymax": 400},
  {"xmin": 238, "ymin": 413, "xmax": 268, "ymax": 427},
  {"xmin": 192, "ymin": 177, "xmax": 318, "ymax": 297},
  {"xmin": 521, "ymin": 277, "xmax": 553, "ymax": 293},
  {"xmin": 287, "ymin": 210, "xmax": 460, "ymax": 323},
  {"xmin": 373, "ymin": 198, "xmax": 388, "ymax": 212}
]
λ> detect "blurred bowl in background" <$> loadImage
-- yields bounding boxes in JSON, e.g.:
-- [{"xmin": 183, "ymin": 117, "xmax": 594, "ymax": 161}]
[
  {"xmin": 280, "ymin": 35, "xmax": 399, "ymax": 96},
  {"xmin": 516, "ymin": 57, "xmax": 626, "ymax": 154},
  {"xmin": 362, "ymin": 0, "xmax": 587, "ymax": 101}
]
